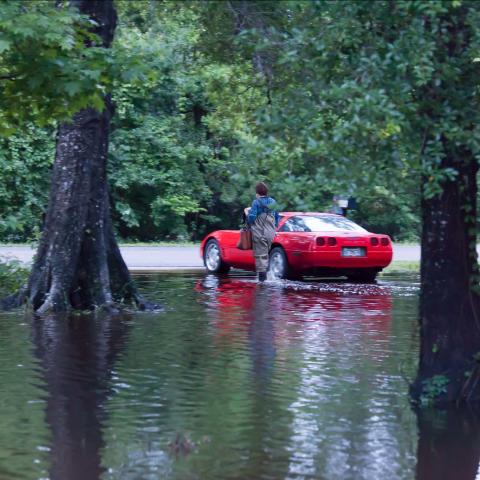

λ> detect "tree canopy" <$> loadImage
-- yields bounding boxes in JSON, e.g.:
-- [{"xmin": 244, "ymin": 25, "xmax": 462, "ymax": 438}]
[
  {"xmin": 0, "ymin": 0, "xmax": 112, "ymax": 133},
  {"xmin": 0, "ymin": 0, "xmax": 435, "ymax": 243}
]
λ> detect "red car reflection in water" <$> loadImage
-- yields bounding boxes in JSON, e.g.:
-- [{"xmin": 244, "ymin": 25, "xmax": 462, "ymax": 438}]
[
  {"xmin": 200, "ymin": 213, "xmax": 393, "ymax": 282},
  {"xmin": 195, "ymin": 276, "xmax": 393, "ymax": 351},
  {"xmin": 195, "ymin": 275, "xmax": 396, "ymax": 469}
]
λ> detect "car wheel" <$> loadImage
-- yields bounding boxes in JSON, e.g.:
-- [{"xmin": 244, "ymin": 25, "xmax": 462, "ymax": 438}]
[
  {"xmin": 204, "ymin": 239, "xmax": 230, "ymax": 274},
  {"xmin": 268, "ymin": 247, "xmax": 291, "ymax": 279},
  {"xmin": 347, "ymin": 269, "xmax": 378, "ymax": 283}
]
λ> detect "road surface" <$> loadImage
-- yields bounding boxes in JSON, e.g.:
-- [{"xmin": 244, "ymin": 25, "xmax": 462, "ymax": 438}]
[{"xmin": 0, "ymin": 244, "xmax": 459, "ymax": 271}]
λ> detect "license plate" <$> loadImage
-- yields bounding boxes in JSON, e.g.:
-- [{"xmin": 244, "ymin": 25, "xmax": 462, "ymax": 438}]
[{"xmin": 342, "ymin": 247, "xmax": 365, "ymax": 257}]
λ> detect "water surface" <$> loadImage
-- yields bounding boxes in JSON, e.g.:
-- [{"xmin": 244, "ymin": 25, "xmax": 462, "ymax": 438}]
[{"xmin": 0, "ymin": 271, "xmax": 479, "ymax": 480}]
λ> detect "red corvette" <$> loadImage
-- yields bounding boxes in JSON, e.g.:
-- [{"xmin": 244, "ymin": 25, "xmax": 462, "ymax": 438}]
[{"xmin": 200, "ymin": 212, "xmax": 393, "ymax": 282}]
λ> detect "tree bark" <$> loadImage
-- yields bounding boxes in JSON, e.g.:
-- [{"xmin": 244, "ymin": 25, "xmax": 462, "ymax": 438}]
[
  {"xmin": 411, "ymin": 145, "xmax": 480, "ymax": 404},
  {"xmin": 2, "ymin": 0, "xmax": 158, "ymax": 313}
]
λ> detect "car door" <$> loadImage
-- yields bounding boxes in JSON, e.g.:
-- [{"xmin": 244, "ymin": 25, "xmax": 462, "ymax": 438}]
[{"xmin": 277, "ymin": 217, "xmax": 313, "ymax": 267}]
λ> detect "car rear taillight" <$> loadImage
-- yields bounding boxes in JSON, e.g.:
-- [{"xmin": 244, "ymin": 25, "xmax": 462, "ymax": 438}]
[
  {"xmin": 381, "ymin": 237, "xmax": 389, "ymax": 246},
  {"xmin": 370, "ymin": 237, "xmax": 379, "ymax": 246},
  {"xmin": 316, "ymin": 237, "xmax": 337, "ymax": 246}
]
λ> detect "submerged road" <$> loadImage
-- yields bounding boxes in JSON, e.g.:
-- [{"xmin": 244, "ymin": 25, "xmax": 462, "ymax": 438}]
[{"xmin": 0, "ymin": 244, "xmax": 465, "ymax": 271}]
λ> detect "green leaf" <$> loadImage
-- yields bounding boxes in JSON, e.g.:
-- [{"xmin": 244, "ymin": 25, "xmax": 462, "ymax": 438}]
[
  {"xmin": 64, "ymin": 81, "xmax": 83, "ymax": 97},
  {"xmin": 0, "ymin": 38, "xmax": 11, "ymax": 53}
]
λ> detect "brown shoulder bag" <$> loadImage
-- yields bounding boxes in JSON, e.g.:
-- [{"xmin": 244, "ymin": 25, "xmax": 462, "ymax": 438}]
[{"xmin": 237, "ymin": 226, "xmax": 252, "ymax": 250}]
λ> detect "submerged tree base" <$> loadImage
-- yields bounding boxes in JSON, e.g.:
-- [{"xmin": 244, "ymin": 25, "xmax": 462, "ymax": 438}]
[{"xmin": 0, "ymin": 280, "xmax": 163, "ymax": 315}]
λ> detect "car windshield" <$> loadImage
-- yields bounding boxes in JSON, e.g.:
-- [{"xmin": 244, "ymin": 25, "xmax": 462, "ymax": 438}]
[{"xmin": 280, "ymin": 215, "xmax": 368, "ymax": 233}]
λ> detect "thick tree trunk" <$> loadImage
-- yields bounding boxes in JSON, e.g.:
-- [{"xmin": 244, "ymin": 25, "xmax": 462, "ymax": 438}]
[
  {"xmin": 29, "ymin": 101, "xmax": 128, "ymax": 313},
  {"xmin": 1, "ymin": 0, "xmax": 157, "ymax": 313},
  {"xmin": 410, "ymin": 6, "xmax": 480, "ymax": 406},
  {"xmin": 411, "ymin": 146, "xmax": 480, "ymax": 404}
]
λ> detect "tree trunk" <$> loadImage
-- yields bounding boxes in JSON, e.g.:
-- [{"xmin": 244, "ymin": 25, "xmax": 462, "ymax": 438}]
[
  {"xmin": 2, "ymin": 0, "xmax": 158, "ymax": 313},
  {"xmin": 410, "ymin": 5, "xmax": 480, "ymax": 406},
  {"xmin": 411, "ymin": 145, "xmax": 480, "ymax": 404}
]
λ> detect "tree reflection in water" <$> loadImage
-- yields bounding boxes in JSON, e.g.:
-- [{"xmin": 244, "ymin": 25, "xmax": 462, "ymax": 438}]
[
  {"xmin": 416, "ymin": 407, "xmax": 480, "ymax": 480},
  {"xmin": 31, "ymin": 312, "xmax": 130, "ymax": 480}
]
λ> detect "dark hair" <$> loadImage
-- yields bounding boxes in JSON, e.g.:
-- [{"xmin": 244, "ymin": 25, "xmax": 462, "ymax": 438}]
[{"xmin": 255, "ymin": 182, "xmax": 268, "ymax": 196}]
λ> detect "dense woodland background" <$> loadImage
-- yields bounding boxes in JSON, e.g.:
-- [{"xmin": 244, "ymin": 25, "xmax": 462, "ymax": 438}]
[{"xmin": 1, "ymin": 0, "xmax": 457, "ymax": 243}]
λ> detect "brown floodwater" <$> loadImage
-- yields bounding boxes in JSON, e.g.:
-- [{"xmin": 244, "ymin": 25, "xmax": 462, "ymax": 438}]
[{"xmin": 0, "ymin": 271, "xmax": 479, "ymax": 480}]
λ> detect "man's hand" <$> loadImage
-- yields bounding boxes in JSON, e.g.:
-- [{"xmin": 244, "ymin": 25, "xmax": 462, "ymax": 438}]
[{"xmin": 244, "ymin": 207, "xmax": 251, "ymax": 215}]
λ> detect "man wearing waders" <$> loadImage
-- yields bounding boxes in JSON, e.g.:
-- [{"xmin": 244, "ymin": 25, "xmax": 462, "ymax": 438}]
[{"xmin": 245, "ymin": 182, "xmax": 280, "ymax": 282}]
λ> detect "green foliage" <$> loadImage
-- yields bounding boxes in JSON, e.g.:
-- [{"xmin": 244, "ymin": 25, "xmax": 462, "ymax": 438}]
[
  {"xmin": 108, "ymin": 5, "xmax": 222, "ymax": 240},
  {"xmin": 0, "ymin": 124, "xmax": 54, "ymax": 241},
  {"xmin": 351, "ymin": 185, "xmax": 420, "ymax": 240},
  {"xmin": 0, "ymin": 258, "xmax": 29, "ymax": 298},
  {"xmin": 195, "ymin": 0, "xmax": 480, "ymax": 240},
  {"xmin": 0, "ymin": 0, "xmax": 112, "ymax": 135},
  {"xmin": 420, "ymin": 375, "xmax": 450, "ymax": 405}
]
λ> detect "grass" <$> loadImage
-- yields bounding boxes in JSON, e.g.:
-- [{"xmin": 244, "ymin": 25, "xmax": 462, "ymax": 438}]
[
  {"xmin": 0, "ymin": 243, "xmax": 36, "ymax": 247},
  {"xmin": 382, "ymin": 260, "xmax": 420, "ymax": 274},
  {"xmin": 0, "ymin": 257, "xmax": 29, "ymax": 298}
]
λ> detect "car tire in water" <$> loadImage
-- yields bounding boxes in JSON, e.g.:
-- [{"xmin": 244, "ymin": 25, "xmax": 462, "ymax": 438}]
[
  {"xmin": 268, "ymin": 247, "xmax": 291, "ymax": 280},
  {"xmin": 204, "ymin": 239, "xmax": 230, "ymax": 274},
  {"xmin": 347, "ymin": 269, "xmax": 378, "ymax": 283}
]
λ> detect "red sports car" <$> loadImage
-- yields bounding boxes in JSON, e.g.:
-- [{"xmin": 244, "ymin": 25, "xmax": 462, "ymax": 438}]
[{"xmin": 200, "ymin": 212, "xmax": 393, "ymax": 282}]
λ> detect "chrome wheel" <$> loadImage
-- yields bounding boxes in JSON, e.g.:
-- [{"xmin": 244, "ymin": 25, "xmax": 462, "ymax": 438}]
[
  {"xmin": 269, "ymin": 248, "xmax": 287, "ymax": 279},
  {"xmin": 203, "ymin": 239, "xmax": 230, "ymax": 274},
  {"xmin": 205, "ymin": 242, "xmax": 221, "ymax": 271}
]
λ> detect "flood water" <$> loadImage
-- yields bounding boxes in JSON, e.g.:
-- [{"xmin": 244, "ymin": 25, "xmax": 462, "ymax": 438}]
[{"xmin": 1, "ymin": 271, "xmax": 480, "ymax": 480}]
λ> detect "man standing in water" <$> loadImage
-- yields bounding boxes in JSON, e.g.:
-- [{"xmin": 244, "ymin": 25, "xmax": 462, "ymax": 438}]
[{"xmin": 245, "ymin": 182, "xmax": 280, "ymax": 282}]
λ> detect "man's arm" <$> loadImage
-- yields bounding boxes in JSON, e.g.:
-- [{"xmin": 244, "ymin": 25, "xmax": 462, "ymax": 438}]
[{"xmin": 274, "ymin": 211, "xmax": 280, "ymax": 228}]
